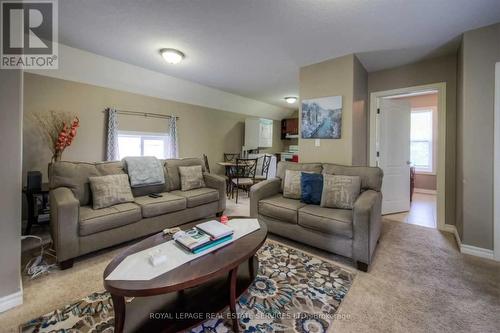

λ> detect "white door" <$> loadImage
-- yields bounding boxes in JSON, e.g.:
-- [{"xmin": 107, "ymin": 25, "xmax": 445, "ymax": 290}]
[{"xmin": 378, "ymin": 98, "xmax": 411, "ymax": 214}]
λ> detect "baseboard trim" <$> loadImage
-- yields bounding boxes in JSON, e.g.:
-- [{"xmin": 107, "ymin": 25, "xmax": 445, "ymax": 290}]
[
  {"xmin": 441, "ymin": 225, "xmax": 497, "ymax": 260},
  {"xmin": 440, "ymin": 224, "xmax": 461, "ymax": 248},
  {"xmin": 414, "ymin": 188, "xmax": 437, "ymax": 195},
  {"xmin": 0, "ymin": 289, "xmax": 23, "ymax": 313},
  {"xmin": 460, "ymin": 244, "xmax": 495, "ymax": 260}
]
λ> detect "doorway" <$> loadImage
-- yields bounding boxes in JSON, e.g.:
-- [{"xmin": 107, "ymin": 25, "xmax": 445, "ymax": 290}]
[{"xmin": 369, "ymin": 83, "xmax": 447, "ymax": 230}]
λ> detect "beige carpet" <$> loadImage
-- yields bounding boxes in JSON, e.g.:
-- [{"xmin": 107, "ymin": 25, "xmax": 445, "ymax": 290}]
[{"xmin": 2, "ymin": 197, "xmax": 500, "ymax": 332}]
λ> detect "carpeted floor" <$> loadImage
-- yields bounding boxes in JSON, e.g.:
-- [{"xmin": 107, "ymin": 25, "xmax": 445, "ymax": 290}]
[
  {"xmin": 2, "ymin": 195, "xmax": 500, "ymax": 332},
  {"xmin": 19, "ymin": 241, "xmax": 355, "ymax": 332}
]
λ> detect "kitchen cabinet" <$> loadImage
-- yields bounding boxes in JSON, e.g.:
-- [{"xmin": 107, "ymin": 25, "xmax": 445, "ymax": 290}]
[
  {"xmin": 281, "ymin": 118, "xmax": 299, "ymax": 139},
  {"xmin": 245, "ymin": 118, "xmax": 273, "ymax": 149}
]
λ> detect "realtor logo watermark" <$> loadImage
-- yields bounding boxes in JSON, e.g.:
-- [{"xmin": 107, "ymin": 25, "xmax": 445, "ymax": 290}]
[{"xmin": 1, "ymin": 0, "xmax": 58, "ymax": 69}]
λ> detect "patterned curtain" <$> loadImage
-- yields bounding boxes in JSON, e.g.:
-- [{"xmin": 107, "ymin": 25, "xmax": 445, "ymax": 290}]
[
  {"xmin": 169, "ymin": 115, "xmax": 179, "ymax": 158},
  {"xmin": 106, "ymin": 108, "xmax": 119, "ymax": 161}
]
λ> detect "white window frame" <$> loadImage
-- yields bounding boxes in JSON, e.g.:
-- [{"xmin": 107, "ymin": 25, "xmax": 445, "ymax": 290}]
[
  {"xmin": 410, "ymin": 107, "xmax": 437, "ymax": 174},
  {"xmin": 117, "ymin": 130, "xmax": 170, "ymax": 159}
]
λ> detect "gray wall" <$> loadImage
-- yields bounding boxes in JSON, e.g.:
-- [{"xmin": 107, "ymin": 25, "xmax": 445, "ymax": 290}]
[
  {"xmin": 368, "ymin": 55, "xmax": 457, "ymax": 228},
  {"xmin": 457, "ymin": 23, "xmax": 500, "ymax": 249},
  {"xmin": 415, "ymin": 174, "xmax": 437, "ymax": 191},
  {"xmin": 299, "ymin": 54, "xmax": 355, "ymax": 164},
  {"xmin": 0, "ymin": 70, "xmax": 23, "ymax": 305},
  {"xmin": 299, "ymin": 54, "xmax": 369, "ymax": 165},
  {"xmin": 352, "ymin": 55, "xmax": 368, "ymax": 165},
  {"xmin": 23, "ymin": 73, "xmax": 283, "ymax": 181}
]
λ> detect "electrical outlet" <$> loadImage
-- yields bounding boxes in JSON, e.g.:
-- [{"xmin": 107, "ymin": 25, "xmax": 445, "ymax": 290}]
[{"xmin": 315, "ymin": 139, "xmax": 320, "ymax": 147}]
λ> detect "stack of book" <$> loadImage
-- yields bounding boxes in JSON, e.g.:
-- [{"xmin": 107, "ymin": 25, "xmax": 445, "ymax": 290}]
[{"xmin": 173, "ymin": 220, "xmax": 234, "ymax": 254}]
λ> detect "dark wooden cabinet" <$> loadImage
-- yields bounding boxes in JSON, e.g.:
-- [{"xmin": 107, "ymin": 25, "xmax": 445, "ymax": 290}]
[{"xmin": 281, "ymin": 118, "xmax": 298, "ymax": 139}]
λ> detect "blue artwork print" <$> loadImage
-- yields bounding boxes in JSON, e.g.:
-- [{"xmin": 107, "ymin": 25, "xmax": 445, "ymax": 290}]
[{"xmin": 301, "ymin": 96, "xmax": 342, "ymax": 139}]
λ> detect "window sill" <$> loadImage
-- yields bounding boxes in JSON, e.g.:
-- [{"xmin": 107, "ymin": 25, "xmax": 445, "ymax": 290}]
[{"xmin": 414, "ymin": 171, "xmax": 436, "ymax": 176}]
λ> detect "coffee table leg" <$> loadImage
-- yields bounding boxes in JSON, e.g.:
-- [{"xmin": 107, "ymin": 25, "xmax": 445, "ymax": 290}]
[
  {"xmin": 229, "ymin": 267, "xmax": 240, "ymax": 333},
  {"xmin": 248, "ymin": 255, "xmax": 255, "ymax": 281},
  {"xmin": 111, "ymin": 294, "xmax": 125, "ymax": 333}
]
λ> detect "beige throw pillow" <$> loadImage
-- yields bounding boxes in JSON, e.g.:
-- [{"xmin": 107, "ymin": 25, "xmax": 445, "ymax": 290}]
[
  {"xmin": 321, "ymin": 174, "xmax": 361, "ymax": 209},
  {"xmin": 89, "ymin": 174, "xmax": 134, "ymax": 210},
  {"xmin": 283, "ymin": 170, "xmax": 302, "ymax": 199},
  {"xmin": 179, "ymin": 165, "xmax": 206, "ymax": 191}
]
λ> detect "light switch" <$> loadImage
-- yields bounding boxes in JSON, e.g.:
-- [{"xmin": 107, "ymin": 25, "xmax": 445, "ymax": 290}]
[{"xmin": 315, "ymin": 139, "xmax": 320, "ymax": 147}]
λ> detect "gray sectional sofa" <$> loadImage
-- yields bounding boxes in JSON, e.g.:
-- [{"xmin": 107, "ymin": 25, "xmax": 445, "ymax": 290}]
[
  {"xmin": 250, "ymin": 162, "xmax": 383, "ymax": 271},
  {"xmin": 49, "ymin": 158, "xmax": 226, "ymax": 269}
]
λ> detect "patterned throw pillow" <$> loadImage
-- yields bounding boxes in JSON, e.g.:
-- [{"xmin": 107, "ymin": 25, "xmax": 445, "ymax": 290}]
[
  {"xmin": 283, "ymin": 170, "xmax": 302, "ymax": 199},
  {"xmin": 179, "ymin": 165, "xmax": 206, "ymax": 191},
  {"xmin": 321, "ymin": 174, "xmax": 361, "ymax": 209},
  {"xmin": 89, "ymin": 174, "xmax": 134, "ymax": 210},
  {"xmin": 300, "ymin": 172, "xmax": 323, "ymax": 205}
]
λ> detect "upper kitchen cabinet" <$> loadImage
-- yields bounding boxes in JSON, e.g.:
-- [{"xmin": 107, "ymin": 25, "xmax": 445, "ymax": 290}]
[
  {"xmin": 281, "ymin": 118, "xmax": 299, "ymax": 139},
  {"xmin": 245, "ymin": 118, "xmax": 273, "ymax": 149}
]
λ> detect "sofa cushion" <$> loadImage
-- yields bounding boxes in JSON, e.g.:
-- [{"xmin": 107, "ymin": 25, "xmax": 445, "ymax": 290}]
[
  {"xmin": 179, "ymin": 165, "xmax": 206, "ymax": 191},
  {"xmin": 134, "ymin": 192, "xmax": 187, "ymax": 218},
  {"xmin": 298, "ymin": 205, "xmax": 353, "ymax": 238},
  {"xmin": 321, "ymin": 174, "xmax": 361, "ymax": 209},
  {"xmin": 171, "ymin": 187, "xmax": 218, "ymax": 208},
  {"xmin": 276, "ymin": 162, "xmax": 323, "ymax": 191},
  {"xmin": 165, "ymin": 158, "xmax": 205, "ymax": 191},
  {"xmin": 95, "ymin": 161, "xmax": 126, "ymax": 176},
  {"xmin": 283, "ymin": 170, "xmax": 302, "ymax": 199},
  {"xmin": 301, "ymin": 172, "xmax": 323, "ymax": 205},
  {"xmin": 50, "ymin": 161, "xmax": 100, "ymax": 206},
  {"xmin": 89, "ymin": 174, "xmax": 134, "ymax": 209},
  {"xmin": 258, "ymin": 194, "xmax": 306, "ymax": 224},
  {"xmin": 322, "ymin": 164, "xmax": 383, "ymax": 192},
  {"xmin": 79, "ymin": 202, "xmax": 142, "ymax": 236}
]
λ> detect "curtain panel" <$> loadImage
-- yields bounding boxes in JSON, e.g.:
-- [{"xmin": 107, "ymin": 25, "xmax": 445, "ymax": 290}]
[
  {"xmin": 106, "ymin": 108, "xmax": 119, "ymax": 161},
  {"xmin": 169, "ymin": 115, "xmax": 179, "ymax": 158}
]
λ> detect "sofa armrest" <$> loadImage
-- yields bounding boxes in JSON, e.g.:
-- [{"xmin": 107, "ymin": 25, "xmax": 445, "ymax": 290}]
[
  {"xmin": 249, "ymin": 178, "xmax": 281, "ymax": 217},
  {"xmin": 50, "ymin": 187, "xmax": 80, "ymax": 262},
  {"xmin": 203, "ymin": 172, "xmax": 226, "ymax": 212},
  {"xmin": 352, "ymin": 190, "xmax": 382, "ymax": 265}
]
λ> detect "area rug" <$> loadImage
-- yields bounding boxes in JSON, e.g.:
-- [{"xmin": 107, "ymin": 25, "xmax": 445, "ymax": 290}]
[{"xmin": 20, "ymin": 241, "xmax": 354, "ymax": 333}]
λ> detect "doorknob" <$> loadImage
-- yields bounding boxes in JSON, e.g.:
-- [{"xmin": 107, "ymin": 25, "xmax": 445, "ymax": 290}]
[{"xmin": 406, "ymin": 161, "xmax": 411, "ymax": 165}]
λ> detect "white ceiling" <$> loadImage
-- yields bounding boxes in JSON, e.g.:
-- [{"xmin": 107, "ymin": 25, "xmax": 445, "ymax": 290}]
[{"xmin": 59, "ymin": 0, "xmax": 500, "ymax": 109}]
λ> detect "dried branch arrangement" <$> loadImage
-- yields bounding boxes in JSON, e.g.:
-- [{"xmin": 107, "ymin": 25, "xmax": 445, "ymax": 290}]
[{"xmin": 29, "ymin": 111, "xmax": 80, "ymax": 162}]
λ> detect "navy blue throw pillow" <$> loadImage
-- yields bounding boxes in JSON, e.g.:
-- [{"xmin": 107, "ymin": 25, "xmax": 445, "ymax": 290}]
[{"xmin": 300, "ymin": 172, "xmax": 323, "ymax": 205}]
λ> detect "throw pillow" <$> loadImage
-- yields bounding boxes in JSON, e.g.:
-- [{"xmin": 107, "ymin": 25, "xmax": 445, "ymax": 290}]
[
  {"xmin": 283, "ymin": 169, "xmax": 302, "ymax": 199},
  {"xmin": 89, "ymin": 174, "xmax": 134, "ymax": 210},
  {"xmin": 179, "ymin": 165, "xmax": 206, "ymax": 191},
  {"xmin": 321, "ymin": 174, "xmax": 361, "ymax": 209},
  {"xmin": 300, "ymin": 172, "xmax": 323, "ymax": 205}
]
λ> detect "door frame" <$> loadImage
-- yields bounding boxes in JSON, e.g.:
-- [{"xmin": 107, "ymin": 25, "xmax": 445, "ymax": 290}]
[
  {"xmin": 494, "ymin": 62, "xmax": 500, "ymax": 261},
  {"xmin": 369, "ymin": 82, "xmax": 447, "ymax": 230}
]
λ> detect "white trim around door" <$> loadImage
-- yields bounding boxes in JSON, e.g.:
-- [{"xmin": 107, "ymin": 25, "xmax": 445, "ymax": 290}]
[
  {"xmin": 369, "ymin": 82, "xmax": 447, "ymax": 231},
  {"xmin": 494, "ymin": 62, "xmax": 500, "ymax": 261}
]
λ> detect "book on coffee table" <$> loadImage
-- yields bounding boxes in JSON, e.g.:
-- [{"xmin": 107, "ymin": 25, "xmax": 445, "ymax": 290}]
[
  {"xmin": 191, "ymin": 234, "xmax": 233, "ymax": 254},
  {"xmin": 174, "ymin": 228, "xmax": 211, "ymax": 251},
  {"xmin": 196, "ymin": 220, "xmax": 234, "ymax": 240}
]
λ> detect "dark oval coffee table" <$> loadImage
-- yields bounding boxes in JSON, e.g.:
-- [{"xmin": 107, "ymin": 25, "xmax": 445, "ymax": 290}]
[{"xmin": 103, "ymin": 217, "xmax": 267, "ymax": 333}]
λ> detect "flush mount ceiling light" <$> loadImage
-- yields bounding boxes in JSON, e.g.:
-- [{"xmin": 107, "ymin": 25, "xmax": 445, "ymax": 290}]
[
  {"xmin": 284, "ymin": 96, "xmax": 298, "ymax": 104},
  {"xmin": 160, "ymin": 48, "xmax": 185, "ymax": 64}
]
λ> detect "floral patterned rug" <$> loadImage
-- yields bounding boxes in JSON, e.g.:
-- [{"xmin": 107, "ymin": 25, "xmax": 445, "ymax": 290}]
[{"xmin": 20, "ymin": 241, "xmax": 354, "ymax": 333}]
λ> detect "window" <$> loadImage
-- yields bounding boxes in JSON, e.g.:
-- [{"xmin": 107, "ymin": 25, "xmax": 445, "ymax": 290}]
[
  {"xmin": 118, "ymin": 131, "xmax": 170, "ymax": 159},
  {"xmin": 410, "ymin": 109, "xmax": 434, "ymax": 173}
]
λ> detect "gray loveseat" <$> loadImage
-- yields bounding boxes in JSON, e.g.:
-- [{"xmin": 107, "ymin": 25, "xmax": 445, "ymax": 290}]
[
  {"xmin": 50, "ymin": 158, "xmax": 226, "ymax": 269},
  {"xmin": 250, "ymin": 162, "xmax": 383, "ymax": 271}
]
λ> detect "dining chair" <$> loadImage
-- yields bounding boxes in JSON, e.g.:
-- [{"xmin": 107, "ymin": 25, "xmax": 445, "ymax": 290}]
[
  {"xmin": 223, "ymin": 152, "xmax": 240, "ymax": 195},
  {"xmin": 254, "ymin": 154, "xmax": 271, "ymax": 182},
  {"xmin": 203, "ymin": 154, "xmax": 211, "ymax": 173},
  {"xmin": 229, "ymin": 158, "xmax": 257, "ymax": 204},
  {"xmin": 223, "ymin": 153, "xmax": 240, "ymax": 162}
]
